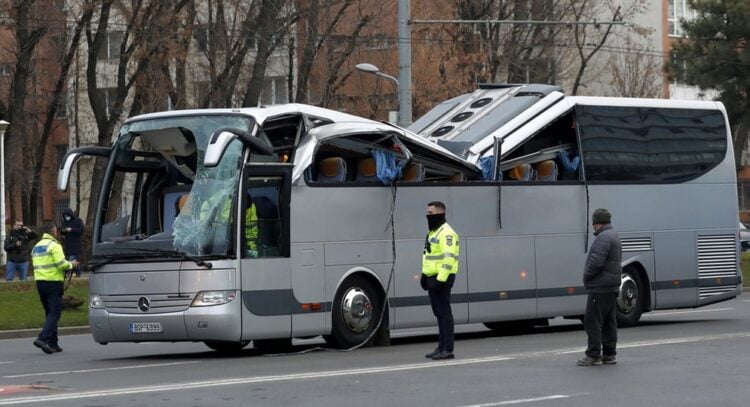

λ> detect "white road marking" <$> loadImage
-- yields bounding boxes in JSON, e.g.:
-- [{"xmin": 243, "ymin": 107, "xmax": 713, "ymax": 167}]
[
  {"xmin": 458, "ymin": 394, "xmax": 573, "ymax": 407},
  {"xmin": 0, "ymin": 362, "xmax": 13, "ymax": 365},
  {"xmin": 2, "ymin": 331, "xmax": 749, "ymax": 405},
  {"xmin": 643, "ymin": 308, "xmax": 733, "ymax": 317},
  {"xmin": 552, "ymin": 331, "xmax": 750, "ymax": 355},
  {"xmin": 0, "ymin": 356, "xmax": 515, "ymax": 405},
  {"xmin": 2, "ymin": 361, "xmax": 200, "ymax": 379}
]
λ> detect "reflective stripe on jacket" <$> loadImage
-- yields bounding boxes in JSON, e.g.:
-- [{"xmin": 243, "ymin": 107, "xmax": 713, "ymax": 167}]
[
  {"xmin": 422, "ymin": 223, "xmax": 459, "ymax": 282},
  {"xmin": 31, "ymin": 233, "xmax": 72, "ymax": 281}
]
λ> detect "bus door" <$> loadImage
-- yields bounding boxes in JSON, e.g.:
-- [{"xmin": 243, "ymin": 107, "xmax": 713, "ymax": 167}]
[
  {"xmin": 490, "ymin": 108, "xmax": 588, "ymax": 320},
  {"xmin": 239, "ymin": 164, "xmax": 293, "ymax": 340}
]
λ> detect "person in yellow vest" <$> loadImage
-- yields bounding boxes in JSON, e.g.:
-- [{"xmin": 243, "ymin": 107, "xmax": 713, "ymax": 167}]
[
  {"xmin": 420, "ymin": 201, "xmax": 459, "ymax": 360},
  {"xmin": 199, "ymin": 192, "xmax": 259, "ymax": 256},
  {"xmin": 31, "ymin": 223, "xmax": 79, "ymax": 354}
]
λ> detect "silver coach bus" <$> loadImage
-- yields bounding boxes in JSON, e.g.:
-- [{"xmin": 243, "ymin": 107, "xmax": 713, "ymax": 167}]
[{"xmin": 58, "ymin": 89, "xmax": 742, "ymax": 353}]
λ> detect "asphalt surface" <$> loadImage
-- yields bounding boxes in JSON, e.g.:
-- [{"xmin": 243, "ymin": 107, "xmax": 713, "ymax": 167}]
[{"xmin": 1, "ymin": 293, "xmax": 749, "ymax": 407}]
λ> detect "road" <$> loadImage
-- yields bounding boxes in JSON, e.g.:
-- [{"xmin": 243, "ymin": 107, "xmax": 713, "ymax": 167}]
[{"xmin": 1, "ymin": 294, "xmax": 749, "ymax": 407}]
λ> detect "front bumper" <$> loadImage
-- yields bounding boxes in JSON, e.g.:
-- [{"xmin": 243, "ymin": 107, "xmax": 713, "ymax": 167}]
[{"xmin": 89, "ymin": 299, "xmax": 242, "ymax": 344}]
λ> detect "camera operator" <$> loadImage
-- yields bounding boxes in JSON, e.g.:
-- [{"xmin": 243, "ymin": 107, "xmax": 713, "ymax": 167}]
[{"xmin": 4, "ymin": 220, "xmax": 39, "ymax": 281}]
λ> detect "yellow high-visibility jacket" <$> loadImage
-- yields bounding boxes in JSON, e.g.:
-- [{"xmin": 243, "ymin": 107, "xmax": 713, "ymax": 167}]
[
  {"xmin": 200, "ymin": 195, "xmax": 258, "ymax": 251},
  {"xmin": 32, "ymin": 233, "xmax": 72, "ymax": 281},
  {"xmin": 422, "ymin": 223, "xmax": 459, "ymax": 282}
]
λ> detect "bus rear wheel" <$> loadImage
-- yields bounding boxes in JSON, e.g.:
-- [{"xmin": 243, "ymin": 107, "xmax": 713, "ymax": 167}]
[
  {"xmin": 325, "ymin": 275, "xmax": 383, "ymax": 349},
  {"xmin": 616, "ymin": 268, "xmax": 645, "ymax": 327},
  {"xmin": 203, "ymin": 340, "xmax": 250, "ymax": 354}
]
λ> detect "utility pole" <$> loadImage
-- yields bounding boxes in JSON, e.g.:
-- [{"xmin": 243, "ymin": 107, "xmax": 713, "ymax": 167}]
[{"xmin": 397, "ymin": 0, "xmax": 412, "ymax": 127}]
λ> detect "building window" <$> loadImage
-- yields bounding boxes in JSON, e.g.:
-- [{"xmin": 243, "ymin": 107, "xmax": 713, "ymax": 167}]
[
  {"xmin": 101, "ymin": 87, "xmax": 117, "ymax": 116},
  {"xmin": 668, "ymin": 0, "xmax": 693, "ymax": 37},
  {"xmin": 55, "ymin": 96, "xmax": 67, "ymax": 119},
  {"xmin": 194, "ymin": 82, "xmax": 210, "ymax": 106},
  {"xmin": 260, "ymin": 77, "xmax": 288, "ymax": 105},
  {"xmin": 0, "ymin": 64, "xmax": 11, "ymax": 76},
  {"xmin": 97, "ymin": 31, "xmax": 123, "ymax": 60},
  {"xmin": 55, "ymin": 144, "xmax": 67, "ymax": 168},
  {"xmin": 193, "ymin": 25, "xmax": 208, "ymax": 52}
]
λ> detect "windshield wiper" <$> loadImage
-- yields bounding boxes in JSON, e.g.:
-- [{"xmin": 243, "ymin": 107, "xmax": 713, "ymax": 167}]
[
  {"xmin": 89, "ymin": 256, "xmax": 119, "ymax": 272},
  {"xmin": 128, "ymin": 248, "xmax": 214, "ymax": 269}
]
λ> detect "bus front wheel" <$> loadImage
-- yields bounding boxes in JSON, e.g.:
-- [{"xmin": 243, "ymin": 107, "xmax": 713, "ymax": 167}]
[
  {"xmin": 616, "ymin": 268, "xmax": 645, "ymax": 327},
  {"xmin": 203, "ymin": 340, "xmax": 249, "ymax": 354},
  {"xmin": 326, "ymin": 275, "xmax": 383, "ymax": 349}
]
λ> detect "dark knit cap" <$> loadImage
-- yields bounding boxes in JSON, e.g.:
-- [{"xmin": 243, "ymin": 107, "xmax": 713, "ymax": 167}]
[{"xmin": 592, "ymin": 208, "xmax": 611, "ymax": 225}]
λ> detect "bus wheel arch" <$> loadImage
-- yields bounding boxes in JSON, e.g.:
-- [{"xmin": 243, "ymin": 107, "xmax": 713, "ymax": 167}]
[
  {"xmin": 617, "ymin": 263, "xmax": 649, "ymax": 327},
  {"xmin": 325, "ymin": 272, "xmax": 388, "ymax": 348}
]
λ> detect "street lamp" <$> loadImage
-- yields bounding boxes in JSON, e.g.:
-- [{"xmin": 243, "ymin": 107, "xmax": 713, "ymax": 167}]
[
  {"xmin": 0, "ymin": 120, "xmax": 9, "ymax": 266},
  {"xmin": 355, "ymin": 63, "xmax": 401, "ymax": 125}
]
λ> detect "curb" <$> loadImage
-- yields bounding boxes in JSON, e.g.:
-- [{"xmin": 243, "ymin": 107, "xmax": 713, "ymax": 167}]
[{"xmin": 0, "ymin": 326, "xmax": 89, "ymax": 340}]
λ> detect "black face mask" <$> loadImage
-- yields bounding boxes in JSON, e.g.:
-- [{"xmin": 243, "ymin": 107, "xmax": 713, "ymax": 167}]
[{"xmin": 426, "ymin": 213, "xmax": 446, "ymax": 231}]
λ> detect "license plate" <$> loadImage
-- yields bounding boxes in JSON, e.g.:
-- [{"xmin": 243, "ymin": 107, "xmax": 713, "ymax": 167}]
[{"xmin": 129, "ymin": 322, "xmax": 162, "ymax": 334}]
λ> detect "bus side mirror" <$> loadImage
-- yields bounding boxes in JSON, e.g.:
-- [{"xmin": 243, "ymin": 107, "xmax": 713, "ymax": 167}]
[
  {"xmin": 204, "ymin": 126, "xmax": 274, "ymax": 168},
  {"xmin": 57, "ymin": 147, "xmax": 112, "ymax": 191}
]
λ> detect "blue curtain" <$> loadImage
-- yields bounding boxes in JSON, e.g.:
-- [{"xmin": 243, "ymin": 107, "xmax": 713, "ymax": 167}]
[
  {"xmin": 479, "ymin": 156, "xmax": 495, "ymax": 180},
  {"xmin": 558, "ymin": 150, "xmax": 580, "ymax": 175},
  {"xmin": 372, "ymin": 150, "xmax": 402, "ymax": 185}
]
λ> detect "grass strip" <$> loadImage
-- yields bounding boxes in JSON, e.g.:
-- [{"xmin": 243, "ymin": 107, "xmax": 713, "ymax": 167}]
[{"xmin": 0, "ymin": 279, "xmax": 89, "ymax": 330}]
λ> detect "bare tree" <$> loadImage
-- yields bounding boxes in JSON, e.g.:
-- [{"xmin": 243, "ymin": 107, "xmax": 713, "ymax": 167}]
[
  {"xmin": 293, "ymin": 0, "xmax": 381, "ymax": 105},
  {"xmin": 193, "ymin": 0, "xmax": 291, "ymax": 108},
  {"xmin": 27, "ymin": 1, "xmax": 96, "ymax": 226},
  {"xmin": 606, "ymin": 36, "xmax": 661, "ymax": 98}
]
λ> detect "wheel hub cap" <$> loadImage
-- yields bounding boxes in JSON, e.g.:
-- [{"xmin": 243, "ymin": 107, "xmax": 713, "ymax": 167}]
[
  {"xmin": 341, "ymin": 287, "xmax": 372, "ymax": 333},
  {"xmin": 617, "ymin": 274, "xmax": 638, "ymax": 314}
]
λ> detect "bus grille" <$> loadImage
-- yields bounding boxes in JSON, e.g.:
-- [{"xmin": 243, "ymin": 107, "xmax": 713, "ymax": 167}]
[
  {"xmin": 699, "ymin": 285, "xmax": 737, "ymax": 299},
  {"xmin": 621, "ymin": 237, "xmax": 652, "ymax": 252},
  {"xmin": 101, "ymin": 294, "xmax": 194, "ymax": 314},
  {"xmin": 697, "ymin": 234, "xmax": 738, "ymax": 279}
]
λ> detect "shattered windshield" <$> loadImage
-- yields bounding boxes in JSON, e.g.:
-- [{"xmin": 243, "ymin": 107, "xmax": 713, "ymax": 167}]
[{"xmin": 102, "ymin": 114, "xmax": 252, "ymax": 257}]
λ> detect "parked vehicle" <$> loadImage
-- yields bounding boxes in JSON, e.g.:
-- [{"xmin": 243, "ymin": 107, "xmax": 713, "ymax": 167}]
[{"xmin": 739, "ymin": 222, "xmax": 750, "ymax": 252}]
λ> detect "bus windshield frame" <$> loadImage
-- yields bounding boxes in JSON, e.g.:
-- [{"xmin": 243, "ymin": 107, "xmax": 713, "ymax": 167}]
[{"xmin": 93, "ymin": 113, "xmax": 257, "ymax": 260}]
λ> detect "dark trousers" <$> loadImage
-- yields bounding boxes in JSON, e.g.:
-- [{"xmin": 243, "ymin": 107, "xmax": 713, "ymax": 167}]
[
  {"xmin": 584, "ymin": 292, "xmax": 618, "ymax": 358},
  {"xmin": 36, "ymin": 280, "xmax": 64, "ymax": 347},
  {"xmin": 428, "ymin": 275, "xmax": 455, "ymax": 352}
]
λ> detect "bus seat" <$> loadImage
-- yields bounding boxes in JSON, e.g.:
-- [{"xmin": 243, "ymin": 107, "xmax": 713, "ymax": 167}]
[
  {"xmin": 317, "ymin": 157, "xmax": 347, "ymax": 183},
  {"xmin": 403, "ymin": 163, "xmax": 425, "ymax": 182},
  {"xmin": 535, "ymin": 160, "xmax": 558, "ymax": 181},
  {"xmin": 508, "ymin": 163, "xmax": 532, "ymax": 181},
  {"xmin": 448, "ymin": 173, "xmax": 465, "ymax": 182},
  {"xmin": 356, "ymin": 157, "xmax": 379, "ymax": 183}
]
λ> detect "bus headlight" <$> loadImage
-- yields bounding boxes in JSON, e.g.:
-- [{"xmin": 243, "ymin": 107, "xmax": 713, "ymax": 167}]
[
  {"xmin": 191, "ymin": 290, "xmax": 237, "ymax": 307},
  {"xmin": 89, "ymin": 294, "xmax": 104, "ymax": 309}
]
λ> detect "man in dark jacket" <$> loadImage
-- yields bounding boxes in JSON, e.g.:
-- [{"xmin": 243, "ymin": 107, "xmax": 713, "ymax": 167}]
[
  {"xmin": 577, "ymin": 208, "xmax": 622, "ymax": 366},
  {"xmin": 60, "ymin": 208, "xmax": 84, "ymax": 277},
  {"xmin": 4, "ymin": 220, "xmax": 38, "ymax": 281}
]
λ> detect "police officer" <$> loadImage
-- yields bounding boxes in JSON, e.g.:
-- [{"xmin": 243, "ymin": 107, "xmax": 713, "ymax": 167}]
[
  {"xmin": 31, "ymin": 223, "xmax": 79, "ymax": 354},
  {"xmin": 421, "ymin": 201, "xmax": 459, "ymax": 360}
]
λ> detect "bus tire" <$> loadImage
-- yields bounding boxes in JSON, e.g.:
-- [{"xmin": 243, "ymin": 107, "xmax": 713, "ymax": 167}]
[
  {"xmin": 616, "ymin": 268, "xmax": 645, "ymax": 327},
  {"xmin": 203, "ymin": 340, "xmax": 249, "ymax": 354},
  {"xmin": 326, "ymin": 275, "xmax": 383, "ymax": 349}
]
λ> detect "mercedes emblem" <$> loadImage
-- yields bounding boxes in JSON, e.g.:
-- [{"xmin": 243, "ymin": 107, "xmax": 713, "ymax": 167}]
[{"xmin": 137, "ymin": 297, "xmax": 151, "ymax": 312}]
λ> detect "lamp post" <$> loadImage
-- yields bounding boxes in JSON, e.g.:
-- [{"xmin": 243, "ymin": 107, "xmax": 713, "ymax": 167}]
[
  {"xmin": 355, "ymin": 63, "xmax": 401, "ymax": 126},
  {"xmin": 0, "ymin": 120, "xmax": 9, "ymax": 266}
]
